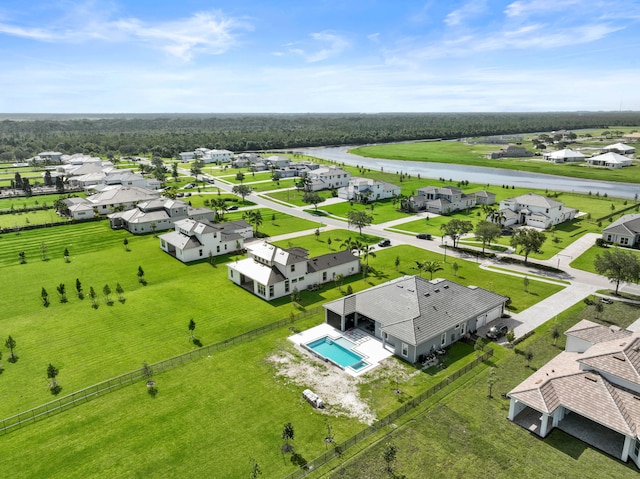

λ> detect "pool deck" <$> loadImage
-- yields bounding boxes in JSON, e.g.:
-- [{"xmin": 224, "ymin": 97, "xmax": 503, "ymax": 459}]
[{"xmin": 289, "ymin": 323, "xmax": 394, "ymax": 377}]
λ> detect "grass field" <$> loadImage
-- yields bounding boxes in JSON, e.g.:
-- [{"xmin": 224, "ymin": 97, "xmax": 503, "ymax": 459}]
[
  {"xmin": 272, "ymin": 229, "xmax": 382, "ymax": 257},
  {"xmin": 570, "ymin": 244, "xmax": 640, "ymax": 277},
  {"xmin": 351, "ymin": 139, "xmax": 640, "ymax": 184},
  {"xmin": 265, "ymin": 188, "xmax": 332, "ymax": 207},
  {"xmin": 319, "ymin": 199, "xmax": 414, "ymax": 224}
]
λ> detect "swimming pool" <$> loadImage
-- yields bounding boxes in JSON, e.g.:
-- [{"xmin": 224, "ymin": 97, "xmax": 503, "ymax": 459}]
[{"xmin": 305, "ymin": 336, "xmax": 369, "ymax": 371}]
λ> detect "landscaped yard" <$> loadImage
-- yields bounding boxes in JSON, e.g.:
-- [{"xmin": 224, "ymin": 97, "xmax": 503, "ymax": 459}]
[
  {"xmin": 272, "ymin": 229, "xmax": 383, "ymax": 257},
  {"xmin": 318, "ymin": 299, "xmax": 640, "ymax": 479},
  {"xmin": 224, "ymin": 208, "xmax": 321, "ymax": 237},
  {"xmin": 571, "ymin": 244, "xmax": 640, "ymax": 277},
  {"xmin": 265, "ymin": 188, "xmax": 332, "ymax": 207}
]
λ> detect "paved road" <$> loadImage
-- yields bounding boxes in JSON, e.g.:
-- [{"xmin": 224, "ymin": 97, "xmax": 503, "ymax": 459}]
[{"xmin": 206, "ymin": 171, "xmax": 631, "ymax": 340}]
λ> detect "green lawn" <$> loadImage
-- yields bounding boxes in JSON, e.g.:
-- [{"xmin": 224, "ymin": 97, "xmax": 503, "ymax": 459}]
[
  {"xmin": 0, "ymin": 192, "xmax": 75, "ymax": 211},
  {"xmin": 0, "ymin": 208, "xmax": 62, "ymax": 228},
  {"xmin": 265, "ymin": 188, "xmax": 332, "ymax": 207},
  {"xmin": 570, "ymin": 244, "xmax": 640, "ymax": 276},
  {"xmin": 351, "ymin": 138, "xmax": 640, "ymax": 184},
  {"xmin": 323, "ymin": 300, "xmax": 640, "ymax": 479},
  {"xmin": 272, "ymin": 229, "xmax": 382, "ymax": 257},
  {"xmin": 245, "ymin": 178, "xmax": 297, "ymax": 192},
  {"xmin": 320, "ymin": 199, "xmax": 415, "ymax": 224},
  {"xmin": 224, "ymin": 208, "xmax": 321, "ymax": 237}
]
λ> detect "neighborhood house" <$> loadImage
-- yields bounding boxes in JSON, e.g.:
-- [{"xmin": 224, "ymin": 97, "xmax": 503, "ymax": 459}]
[
  {"xmin": 508, "ymin": 320, "xmax": 640, "ymax": 469},
  {"xmin": 586, "ymin": 152, "xmax": 633, "ymax": 169},
  {"xmin": 323, "ymin": 276, "xmax": 508, "ymax": 364},
  {"xmin": 409, "ymin": 186, "xmax": 490, "ymax": 214},
  {"xmin": 338, "ymin": 177, "xmax": 401, "ymax": 202},
  {"xmin": 305, "ymin": 166, "xmax": 351, "ymax": 191},
  {"xmin": 227, "ymin": 242, "xmax": 360, "ymax": 300},
  {"xmin": 159, "ymin": 218, "xmax": 252, "ymax": 263},
  {"xmin": 496, "ymin": 193, "xmax": 577, "ymax": 229},
  {"xmin": 602, "ymin": 214, "xmax": 640, "ymax": 247},
  {"xmin": 108, "ymin": 198, "xmax": 214, "ymax": 234}
]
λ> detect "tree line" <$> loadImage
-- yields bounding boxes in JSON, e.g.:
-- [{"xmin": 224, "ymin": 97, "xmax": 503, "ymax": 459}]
[{"xmin": 1, "ymin": 112, "xmax": 640, "ymax": 161}]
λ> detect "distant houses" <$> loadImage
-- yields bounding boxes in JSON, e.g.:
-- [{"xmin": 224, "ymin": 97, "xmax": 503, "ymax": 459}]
[
  {"xmin": 602, "ymin": 214, "xmax": 640, "ymax": 247},
  {"xmin": 495, "ymin": 193, "xmax": 577, "ymax": 229},
  {"xmin": 542, "ymin": 148, "xmax": 585, "ymax": 163},
  {"xmin": 323, "ymin": 276, "xmax": 508, "ymax": 363},
  {"xmin": 586, "ymin": 152, "xmax": 633, "ymax": 169},
  {"xmin": 179, "ymin": 148, "xmax": 234, "ymax": 163},
  {"xmin": 160, "ymin": 218, "xmax": 252, "ymax": 263},
  {"xmin": 486, "ymin": 144, "xmax": 532, "ymax": 159},
  {"xmin": 227, "ymin": 242, "xmax": 360, "ymax": 301},
  {"xmin": 603, "ymin": 142, "xmax": 635, "ymax": 155}
]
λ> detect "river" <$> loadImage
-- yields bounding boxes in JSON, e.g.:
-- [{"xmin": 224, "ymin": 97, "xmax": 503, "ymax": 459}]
[{"xmin": 301, "ymin": 146, "xmax": 640, "ymax": 200}]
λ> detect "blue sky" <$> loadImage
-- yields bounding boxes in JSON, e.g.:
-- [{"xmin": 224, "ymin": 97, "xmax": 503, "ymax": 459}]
[{"xmin": 0, "ymin": 0, "xmax": 638, "ymax": 113}]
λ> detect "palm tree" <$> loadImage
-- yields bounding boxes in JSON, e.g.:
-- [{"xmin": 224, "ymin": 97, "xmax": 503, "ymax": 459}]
[
  {"xmin": 414, "ymin": 260, "xmax": 443, "ymax": 279},
  {"xmin": 212, "ymin": 198, "xmax": 227, "ymax": 222},
  {"xmin": 243, "ymin": 210, "xmax": 263, "ymax": 236}
]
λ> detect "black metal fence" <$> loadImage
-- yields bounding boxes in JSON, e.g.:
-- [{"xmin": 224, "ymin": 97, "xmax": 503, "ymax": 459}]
[
  {"xmin": 0, "ymin": 305, "xmax": 323, "ymax": 435},
  {"xmin": 282, "ymin": 348, "xmax": 494, "ymax": 479}
]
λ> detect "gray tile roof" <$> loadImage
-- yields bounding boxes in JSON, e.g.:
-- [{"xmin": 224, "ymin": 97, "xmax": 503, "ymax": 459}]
[
  {"xmin": 565, "ymin": 319, "xmax": 632, "ymax": 345},
  {"xmin": 324, "ymin": 276, "xmax": 507, "ymax": 346},
  {"xmin": 602, "ymin": 214, "xmax": 640, "ymax": 236},
  {"xmin": 306, "ymin": 250, "xmax": 360, "ymax": 273},
  {"xmin": 505, "ymin": 192, "xmax": 563, "ymax": 209}
]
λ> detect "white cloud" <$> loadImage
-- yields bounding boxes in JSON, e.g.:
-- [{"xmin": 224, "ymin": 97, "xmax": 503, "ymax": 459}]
[
  {"xmin": 0, "ymin": 8, "xmax": 250, "ymax": 61},
  {"xmin": 505, "ymin": 0, "xmax": 582, "ymax": 18},
  {"xmin": 445, "ymin": 0, "xmax": 488, "ymax": 26},
  {"xmin": 289, "ymin": 31, "xmax": 349, "ymax": 62}
]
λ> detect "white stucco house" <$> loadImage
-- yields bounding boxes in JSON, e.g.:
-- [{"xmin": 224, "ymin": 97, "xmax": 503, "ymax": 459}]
[
  {"xmin": 602, "ymin": 214, "xmax": 640, "ymax": 248},
  {"xmin": 338, "ymin": 177, "xmax": 401, "ymax": 202},
  {"xmin": 496, "ymin": 193, "xmax": 577, "ymax": 229},
  {"xmin": 543, "ymin": 148, "xmax": 586, "ymax": 163},
  {"xmin": 59, "ymin": 185, "xmax": 161, "ymax": 219},
  {"xmin": 323, "ymin": 276, "xmax": 508, "ymax": 363},
  {"xmin": 227, "ymin": 242, "xmax": 360, "ymax": 301},
  {"xmin": 108, "ymin": 198, "xmax": 214, "ymax": 234},
  {"xmin": 305, "ymin": 166, "xmax": 351, "ymax": 191},
  {"xmin": 603, "ymin": 143, "xmax": 635, "ymax": 155},
  {"xmin": 508, "ymin": 320, "xmax": 640, "ymax": 469},
  {"xmin": 159, "ymin": 218, "xmax": 252, "ymax": 263},
  {"xmin": 587, "ymin": 152, "xmax": 633, "ymax": 169}
]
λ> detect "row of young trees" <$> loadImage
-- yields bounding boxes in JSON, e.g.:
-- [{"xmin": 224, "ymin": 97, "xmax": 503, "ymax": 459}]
[{"xmin": 40, "ymin": 266, "xmax": 145, "ymax": 307}]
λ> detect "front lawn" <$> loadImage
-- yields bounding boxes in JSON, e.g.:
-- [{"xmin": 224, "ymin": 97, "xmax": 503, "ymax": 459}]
[{"xmin": 265, "ymin": 188, "xmax": 332, "ymax": 207}]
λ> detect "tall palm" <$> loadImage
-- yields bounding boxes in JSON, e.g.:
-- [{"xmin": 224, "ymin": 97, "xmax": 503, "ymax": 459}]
[
  {"xmin": 212, "ymin": 198, "xmax": 227, "ymax": 222},
  {"xmin": 415, "ymin": 260, "xmax": 443, "ymax": 279}
]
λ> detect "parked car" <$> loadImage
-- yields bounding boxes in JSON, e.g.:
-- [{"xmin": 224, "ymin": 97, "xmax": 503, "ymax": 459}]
[
  {"xmin": 184, "ymin": 183, "xmax": 195, "ymax": 189},
  {"xmin": 416, "ymin": 233, "xmax": 432, "ymax": 240},
  {"xmin": 227, "ymin": 205, "xmax": 239, "ymax": 211},
  {"xmin": 378, "ymin": 239, "xmax": 391, "ymax": 247},
  {"xmin": 486, "ymin": 324, "xmax": 508, "ymax": 339},
  {"xmin": 600, "ymin": 297, "xmax": 613, "ymax": 304}
]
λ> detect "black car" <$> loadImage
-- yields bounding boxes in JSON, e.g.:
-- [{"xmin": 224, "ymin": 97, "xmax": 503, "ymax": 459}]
[
  {"xmin": 486, "ymin": 324, "xmax": 508, "ymax": 340},
  {"xmin": 416, "ymin": 233, "xmax": 432, "ymax": 240},
  {"xmin": 378, "ymin": 239, "xmax": 391, "ymax": 247},
  {"xmin": 227, "ymin": 205, "xmax": 239, "ymax": 211}
]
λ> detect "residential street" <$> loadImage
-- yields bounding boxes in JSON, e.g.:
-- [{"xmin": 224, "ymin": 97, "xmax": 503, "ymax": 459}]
[{"xmin": 208, "ymin": 173, "xmax": 634, "ymax": 340}]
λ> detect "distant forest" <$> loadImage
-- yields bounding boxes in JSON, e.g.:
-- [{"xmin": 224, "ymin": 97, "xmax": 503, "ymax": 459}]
[{"xmin": 1, "ymin": 112, "xmax": 639, "ymax": 161}]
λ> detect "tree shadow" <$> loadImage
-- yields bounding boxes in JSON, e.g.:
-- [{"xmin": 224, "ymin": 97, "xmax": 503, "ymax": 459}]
[{"xmin": 192, "ymin": 338, "xmax": 203, "ymax": 347}]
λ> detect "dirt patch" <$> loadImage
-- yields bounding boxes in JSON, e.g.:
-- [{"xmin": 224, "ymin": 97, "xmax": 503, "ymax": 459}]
[{"xmin": 268, "ymin": 348, "xmax": 376, "ymax": 424}]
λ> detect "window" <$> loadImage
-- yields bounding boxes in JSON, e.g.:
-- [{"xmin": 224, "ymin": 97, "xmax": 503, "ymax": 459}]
[
  {"xmin": 606, "ymin": 235, "xmax": 612, "ymax": 241},
  {"xmin": 621, "ymin": 237, "xmax": 629, "ymax": 245},
  {"xmin": 401, "ymin": 343, "xmax": 408, "ymax": 357},
  {"xmin": 291, "ymin": 264, "xmax": 296, "ymax": 272},
  {"xmin": 230, "ymin": 271, "xmax": 234, "ymax": 278},
  {"xmin": 322, "ymin": 272, "xmax": 327, "ymax": 281},
  {"xmin": 292, "ymin": 278, "xmax": 297, "ymax": 283},
  {"xmin": 199, "ymin": 249, "xmax": 203, "ymax": 257},
  {"xmin": 441, "ymin": 333, "xmax": 446, "ymax": 346},
  {"xmin": 299, "ymin": 276, "xmax": 305, "ymax": 281},
  {"xmin": 217, "ymin": 246, "xmax": 220, "ymax": 253},
  {"xmin": 461, "ymin": 322, "xmax": 466, "ymax": 335},
  {"xmin": 269, "ymin": 285, "xmax": 274, "ymax": 298},
  {"xmin": 257, "ymin": 284, "xmax": 266, "ymax": 296},
  {"xmin": 455, "ymin": 323, "xmax": 460, "ymax": 329},
  {"xmin": 285, "ymin": 280, "xmax": 290, "ymax": 293},
  {"xmin": 635, "ymin": 439, "xmax": 640, "ymax": 457},
  {"xmin": 161, "ymin": 240, "xmax": 166, "ymax": 248}
]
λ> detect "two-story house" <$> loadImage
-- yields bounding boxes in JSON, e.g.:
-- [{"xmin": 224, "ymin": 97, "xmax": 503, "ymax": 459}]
[
  {"xmin": 409, "ymin": 186, "xmax": 477, "ymax": 214},
  {"xmin": 496, "ymin": 193, "xmax": 577, "ymax": 229},
  {"xmin": 338, "ymin": 177, "xmax": 401, "ymax": 202},
  {"xmin": 159, "ymin": 218, "xmax": 252, "ymax": 263},
  {"xmin": 227, "ymin": 242, "xmax": 360, "ymax": 300},
  {"xmin": 305, "ymin": 166, "xmax": 351, "ymax": 192}
]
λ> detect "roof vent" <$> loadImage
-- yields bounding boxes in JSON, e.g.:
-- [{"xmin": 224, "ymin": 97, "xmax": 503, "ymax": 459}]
[
  {"xmin": 424, "ymin": 293, "xmax": 430, "ymax": 297},
  {"xmin": 613, "ymin": 354, "xmax": 626, "ymax": 362},
  {"xmin": 443, "ymin": 285, "xmax": 449, "ymax": 289},
  {"xmin": 585, "ymin": 374, "xmax": 598, "ymax": 383},
  {"xmin": 434, "ymin": 289, "xmax": 440, "ymax": 293},
  {"xmin": 535, "ymin": 379, "xmax": 543, "ymax": 384}
]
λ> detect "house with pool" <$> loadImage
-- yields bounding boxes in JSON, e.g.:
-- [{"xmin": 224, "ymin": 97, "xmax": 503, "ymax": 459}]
[{"xmin": 322, "ymin": 276, "xmax": 508, "ymax": 364}]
